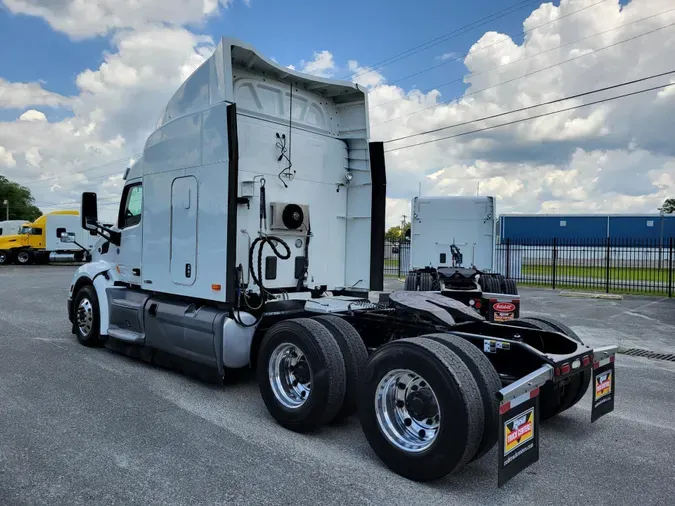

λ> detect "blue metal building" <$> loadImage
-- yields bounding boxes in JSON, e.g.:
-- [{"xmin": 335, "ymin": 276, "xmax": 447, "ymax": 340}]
[{"xmin": 499, "ymin": 214, "xmax": 675, "ymax": 245}]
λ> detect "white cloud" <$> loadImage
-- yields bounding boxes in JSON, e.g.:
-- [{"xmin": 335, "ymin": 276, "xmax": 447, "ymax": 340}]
[
  {"xmin": 366, "ymin": 0, "xmax": 675, "ymax": 219},
  {"xmin": 298, "ymin": 50, "xmax": 336, "ymax": 78},
  {"xmin": 18, "ymin": 110, "xmax": 47, "ymax": 121},
  {"xmin": 347, "ymin": 60, "xmax": 385, "ymax": 89},
  {"xmin": 437, "ymin": 52, "xmax": 459, "ymax": 61},
  {"xmin": 0, "ymin": 26, "xmax": 213, "ymax": 222},
  {"xmin": 2, "ymin": 0, "xmax": 237, "ymax": 38},
  {"xmin": 0, "ymin": 146, "xmax": 17, "ymax": 168},
  {"xmin": 0, "ymin": 78, "xmax": 70, "ymax": 109},
  {"xmin": 3, "ymin": 0, "xmax": 675, "ymax": 227}
]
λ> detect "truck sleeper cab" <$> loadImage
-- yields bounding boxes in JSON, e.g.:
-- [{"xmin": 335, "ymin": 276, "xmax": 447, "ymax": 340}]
[
  {"xmin": 67, "ymin": 37, "xmax": 617, "ymax": 487},
  {"xmin": 402, "ymin": 196, "xmax": 521, "ymax": 322}
]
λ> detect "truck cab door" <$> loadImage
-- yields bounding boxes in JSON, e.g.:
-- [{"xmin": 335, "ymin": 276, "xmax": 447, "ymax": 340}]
[{"xmin": 114, "ymin": 182, "xmax": 143, "ymax": 285}]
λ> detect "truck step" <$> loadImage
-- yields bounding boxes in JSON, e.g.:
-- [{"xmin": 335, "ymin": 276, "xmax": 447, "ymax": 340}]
[
  {"xmin": 107, "ymin": 327, "xmax": 144, "ymax": 344},
  {"xmin": 111, "ymin": 298, "xmax": 144, "ymax": 310}
]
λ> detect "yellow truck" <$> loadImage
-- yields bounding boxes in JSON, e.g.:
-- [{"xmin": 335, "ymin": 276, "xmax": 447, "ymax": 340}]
[{"xmin": 0, "ymin": 210, "xmax": 96, "ymax": 265}]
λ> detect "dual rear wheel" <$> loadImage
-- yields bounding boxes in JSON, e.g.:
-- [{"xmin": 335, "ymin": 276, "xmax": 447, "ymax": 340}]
[{"xmin": 257, "ymin": 318, "xmax": 502, "ymax": 481}]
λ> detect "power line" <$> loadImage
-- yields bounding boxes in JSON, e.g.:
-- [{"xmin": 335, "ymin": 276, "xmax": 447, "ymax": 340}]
[
  {"xmin": 341, "ymin": 0, "xmax": 540, "ymax": 80},
  {"xmin": 370, "ymin": 3, "xmax": 669, "ymax": 111},
  {"xmin": 384, "ymin": 69, "xmax": 675, "ymax": 145},
  {"xmin": 36, "ymin": 196, "xmax": 120, "ymax": 208},
  {"xmin": 372, "ymin": 0, "xmax": 610, "ymax": 97},
  {"xmin": 16, "ymin": 153, "xmax": 141, "ymax": 187},
  {"xmin": 373, "ymin": 20, "xmax": 675, "ymax": 127},
  {"xmin": 383, "ymin": 81, "xmax": 675, "ymax": 153}
]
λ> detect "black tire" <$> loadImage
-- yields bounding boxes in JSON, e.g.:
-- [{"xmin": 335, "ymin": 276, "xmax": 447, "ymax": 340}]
[
  {"xmin": 73, "ymin": 285, "xmax": 102, "ymax": 347},
  {"xmin": 431, "ymin": 278, "xmax": 441, "ymax": 290},
  {"xmin": 523, "ymin": 316, "xmax": 581, "ymax": 343},
  {"xmin": 419, "ymin": 272, "xmax": 434, "ymax": 291},
  {"xmin": 0, "ymin": 250, "xmax": 12, "ymax": 265},
  {"xmin": 512, "ymin": 317, "xmax": 590, "ymax": 419},
  {"xmin": 404, "ymin": 272, "xmax": 418, "ymax": 291},
  {"xmin": 481, "ymin": 274, "xmax": 497, "ymax": 294},
  {"xmin": 503, "ymin": 279, "xmax": 518, "ymax": 295},
  {"xmin": 257, "ymin": 318, "xmax": 346, "ymax": 433},
  {"xmin": 424, "ymin": 333, "xmax": 501, "ymax": 461},
  {"xmin": 15, "ymin": 249, "xmax": 34, "ymax": 265},
  {"xmin": 312, "ymin": 315, "xmax": 368, "ymax": 419},
  {"xmin": 357, "ymin": 337, "xmax": 484, "ymax": 481}
]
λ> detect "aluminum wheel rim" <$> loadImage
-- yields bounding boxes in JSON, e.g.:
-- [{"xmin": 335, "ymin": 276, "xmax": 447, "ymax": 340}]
[
  {"xmin": 77, "ymin": 298, "xmax": 93, "ymax": 337},
  {"xmin": 0, "ymin": 252, "xmax": 6, "ymax": 263},
  {"xmin": 17, "ymin": 252, "xmax": 29, "ymax": 263},
  {"xmin": 375, "ymin": 369, "xmax": 441, "ymax": 453},
  {"xmin": 268, "ymin": 343, "xmax": 312, "ymax": 409}
]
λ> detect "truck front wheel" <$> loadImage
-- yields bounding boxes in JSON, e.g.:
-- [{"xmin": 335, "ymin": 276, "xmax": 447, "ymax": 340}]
[{"xmin": 73, "ymin": 285, "xmax": 102, "ymax": 347}]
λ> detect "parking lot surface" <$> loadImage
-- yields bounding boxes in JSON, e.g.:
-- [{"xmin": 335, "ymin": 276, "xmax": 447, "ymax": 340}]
[{"xmin": 2, "ymin": 266, "xmax": 675, "ymax": 505}]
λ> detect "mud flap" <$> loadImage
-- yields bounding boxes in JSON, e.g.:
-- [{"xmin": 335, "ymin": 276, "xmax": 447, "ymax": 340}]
[
  {"xmin": 591, "ymin": 345, "xmax": 617, "ymax": 423},
  {"xmin": 496, "ymin": 365, "xmax": 553, "ymax": 487}
]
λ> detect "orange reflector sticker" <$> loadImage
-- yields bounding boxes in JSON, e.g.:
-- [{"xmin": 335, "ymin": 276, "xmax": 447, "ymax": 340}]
[{"xmin": 212, "ymin": 284, "xmax": 222, "ymax": 291}]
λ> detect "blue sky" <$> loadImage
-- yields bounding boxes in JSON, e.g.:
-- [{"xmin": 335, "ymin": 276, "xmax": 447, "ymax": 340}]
[
  {"xmin": 0, "ymin": 0, "xmax": 549, "ymax": 109},
  {"xmin": 1, "ymin": 0, "xmax": 672, "ymax": 223}
]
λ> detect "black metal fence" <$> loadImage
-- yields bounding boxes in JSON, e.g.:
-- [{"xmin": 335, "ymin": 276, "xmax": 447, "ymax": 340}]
[
  {"xmin": 384, "ymin": 240, "xmax": 411, "ymax": 278},
  {"xmin": 497, "ymin": 237, "xmax": 674, "ymax": 297},
  {"xmin": 384, "ymin": 237, "xmax": 674, "ymax": 297}
]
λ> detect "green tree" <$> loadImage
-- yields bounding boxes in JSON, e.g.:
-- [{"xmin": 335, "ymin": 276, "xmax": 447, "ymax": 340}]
[
  {"xmin": 0, "ymin": 175, "xmax": 42, "ymax": 221},
  {"xmin": 385, "ymin": 226, "xmax": 401, "ymax": 242},
  {"xmin": 659, "ymin": 198, "xmax": 675, "ymax": 214},
  {"xmin": 385, "ymin": 222, "xmax": 411, "ymax": 242}
]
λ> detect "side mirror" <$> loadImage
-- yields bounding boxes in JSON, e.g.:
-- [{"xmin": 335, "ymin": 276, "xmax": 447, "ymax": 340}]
[
  {"xmin": 60, "ymin": 232, "xmax": 76, "ymax": 243},
  {"xmin": 405, "ymin": 228, "xmax": 411, "ymax": 240},
  {"xmin": 81, "ymin": 192, "xmax": 99, "ymax": 230}
]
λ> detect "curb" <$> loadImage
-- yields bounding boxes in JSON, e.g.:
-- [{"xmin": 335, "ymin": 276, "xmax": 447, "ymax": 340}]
[{"xmin": 558, "ymin": 291, "xmax": 623, "ymax": 300}]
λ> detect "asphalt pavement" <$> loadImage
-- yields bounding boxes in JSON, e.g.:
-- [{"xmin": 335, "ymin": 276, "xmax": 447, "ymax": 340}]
[{"xmin": 1, "ymin": 266, "xmax": 675, "ymax": 506}]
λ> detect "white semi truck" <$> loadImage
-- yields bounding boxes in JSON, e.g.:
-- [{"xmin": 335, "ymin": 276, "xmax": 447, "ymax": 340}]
[
  {"xmin": 0, "ymin": 220, "xmax": 28, "ymax": 236},
  {"xmin": 66, "ymin": 37, "xmax": 618, "ymax": 487},
  {"xmin": 401, "ymin": 196, "xmax": 520, "ymax": 322}
]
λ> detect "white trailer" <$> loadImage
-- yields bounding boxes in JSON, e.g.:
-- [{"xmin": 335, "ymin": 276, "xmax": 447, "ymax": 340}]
[
  {"xmin": 0, "ymin": 220, "xmax": 28, "ymax": 236},
  {"xmin": 65, "ymin": 37, "xmax": 618, "ymax": 487}
]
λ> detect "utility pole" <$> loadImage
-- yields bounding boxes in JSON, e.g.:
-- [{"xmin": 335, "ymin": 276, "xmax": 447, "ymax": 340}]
[
  {"xmin": 659, "ymin": 209, "xmax": 665, "ymax": 269},
  {"xmin": 2, "ymin": 199, "xmax": 7, "ymax": 220}
]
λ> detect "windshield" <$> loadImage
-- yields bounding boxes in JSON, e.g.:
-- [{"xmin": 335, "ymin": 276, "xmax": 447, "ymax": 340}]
[{"xmin": 18, "ymin": 226, "xmax": 32, "ymax": 234}]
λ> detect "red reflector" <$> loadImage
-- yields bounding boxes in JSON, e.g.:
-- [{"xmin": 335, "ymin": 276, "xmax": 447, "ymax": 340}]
[
  {"xmin": 561, "ymin": 363, "xmax": 571, "ymax": 374},
  {"xmin": 475, "ymin": 300, "xmax": 482, "ymax": 309},
  {"xmin": 529, "ymin": 387, "xmax": 540, "ymax": 399},
  {"xmin": 593, "ymin": 361, "xmax": 600, "ymax": 369},
  {"xmin": 555, "ymin": 367, "xmax": 561, "ymax": 376},
  {"xmin": 582, "ymin": 355, "xmax": 591, "ymax": 367},
  {"xmin": 609, "ymin": 355, "xmax": 615, "ymax": 363},
  {"xmin": 499, "ymin": 402, "xmax": 511, "ymax": 414}
]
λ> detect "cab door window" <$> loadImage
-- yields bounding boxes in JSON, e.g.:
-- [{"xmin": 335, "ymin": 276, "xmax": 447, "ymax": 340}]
[{"xmin": 119, "ymin": 184, "xmax": 143, "ymax": 229}]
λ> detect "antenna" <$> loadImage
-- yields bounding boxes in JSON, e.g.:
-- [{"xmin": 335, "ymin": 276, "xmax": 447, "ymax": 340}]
[
  {"xmin": 476, "ymin": 181, "xmax": 480, "ymax": 196},
  {"xmin": 419, "ymin": 181, "xmax": 422, "ymax": 196}
]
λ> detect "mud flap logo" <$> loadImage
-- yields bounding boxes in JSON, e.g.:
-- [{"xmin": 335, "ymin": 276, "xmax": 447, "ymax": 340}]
[
  {"xmin": 595, "ymin": 371, "xmax": 612, "ymax": 401},
  {"xmin": 498, "ymin": 396, "xmax": 540, "ymax": 487},
  {"xmin": 591, "ymin": 361, "xmax": 616, "ymax": 423},
  {"xmin": 504, "ymin": 408, "xmax": 534, "ymax": 456}
]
